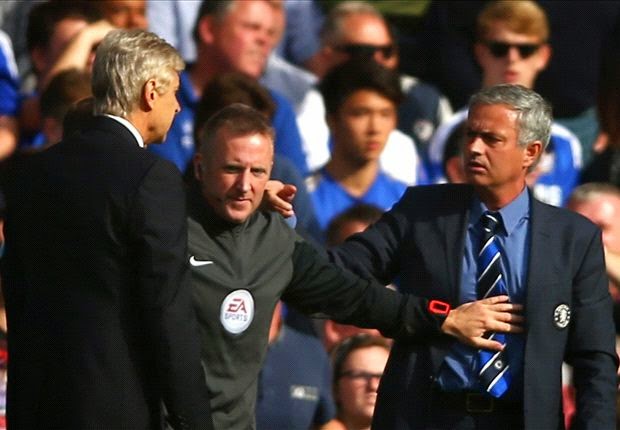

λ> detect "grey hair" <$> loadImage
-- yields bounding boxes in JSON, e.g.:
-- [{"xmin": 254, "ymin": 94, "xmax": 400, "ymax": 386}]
[
  {"xmin": 320, "ymin": 1, "xmax": 384, "ymax": 47},
  {"xmin": 92, "ymin": 29, "xmax": 184, "ymax": 117},
  {"xmin": 568, "ymin": 182, "xmax": 620, "ymax": 205},
  {"xmin": 469, "ymin": 84, "xmax": 552, "ymax": 151}
]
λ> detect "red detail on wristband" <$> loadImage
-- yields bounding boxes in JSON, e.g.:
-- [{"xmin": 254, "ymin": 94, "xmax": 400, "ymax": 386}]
[{"xmin": 428, "ymin": 300, "xmax": 451, "ymax": 316}]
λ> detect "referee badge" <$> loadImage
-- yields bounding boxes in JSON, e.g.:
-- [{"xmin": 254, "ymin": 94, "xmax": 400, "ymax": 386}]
[
  {"xmin": 553, "ymin": 304, "xmax": 571, "ymax": 329},
  {"xmin": 220, "ymin": 290, "xmax": 255, "ymax": 334}
]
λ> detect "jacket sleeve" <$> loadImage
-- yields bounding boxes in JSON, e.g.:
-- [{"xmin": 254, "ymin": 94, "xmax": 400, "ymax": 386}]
[
  {"xmin": 327, "ymin": 187, "xmax": 418, "ymax": 286},
  {"xmin": 130, "ymin": 159, "xmax": 213, "ymax": 430},
  {"xmin": 282, "ymin": 239, "xmax": 447, "ymax": 341},
  {"xmin": 566, "ymin": 227, "xmax": 618, "ymax": 429}
]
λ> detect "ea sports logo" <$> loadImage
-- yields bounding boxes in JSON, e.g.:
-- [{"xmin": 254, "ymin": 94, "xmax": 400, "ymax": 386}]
[{"xmin": 220, "ymin": 290, "xmax": 254, "ymax": 334}]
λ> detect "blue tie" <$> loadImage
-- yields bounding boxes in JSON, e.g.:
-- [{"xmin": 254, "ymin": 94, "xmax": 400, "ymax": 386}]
[{"xmin": 477, "ymin": 211, "xmax": 512, "ymax": 397}]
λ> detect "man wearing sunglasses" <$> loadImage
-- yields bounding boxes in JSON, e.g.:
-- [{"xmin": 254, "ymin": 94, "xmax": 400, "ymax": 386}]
[
  {"xmin": 428, "ymin": 0, "xmax": 582, "ymax": 208},
  {"xmin": 295, "ymin": 1, "xmax": 450, "ymax": 186}
]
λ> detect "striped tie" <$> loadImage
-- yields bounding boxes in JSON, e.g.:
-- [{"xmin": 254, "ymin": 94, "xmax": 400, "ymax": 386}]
[{"xmin": 477, "ymin": 211, "xmax": 512, "ymax": 397}]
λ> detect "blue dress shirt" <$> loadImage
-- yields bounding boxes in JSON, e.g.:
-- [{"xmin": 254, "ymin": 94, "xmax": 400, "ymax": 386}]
[{"xmin": 438, "ymin": 186, "xmax": 531, "ymax": 399}]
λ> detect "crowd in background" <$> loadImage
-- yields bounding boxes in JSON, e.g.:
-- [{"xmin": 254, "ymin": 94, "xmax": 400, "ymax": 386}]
[{"xmin": 0, "ymin": 1, "xmax": 619, "ymax": 429}]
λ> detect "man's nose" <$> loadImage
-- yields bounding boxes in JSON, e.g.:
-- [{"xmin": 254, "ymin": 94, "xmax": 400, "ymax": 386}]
[{"xmin": 236, "ymin": 171, "xmax": 251, "ymax": 192}]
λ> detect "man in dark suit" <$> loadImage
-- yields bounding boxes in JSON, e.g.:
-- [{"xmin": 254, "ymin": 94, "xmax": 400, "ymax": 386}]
[
  {"xmin": 328, "ymin": 84, "xmax": 618, "ymax": 429},
  {"xmin": 0, "ymin": 30, "xmax": 212, "ymax": 429}
]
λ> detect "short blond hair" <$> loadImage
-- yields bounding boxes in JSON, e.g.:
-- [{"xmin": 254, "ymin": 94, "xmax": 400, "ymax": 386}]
[
  {"xmin": 92, "ymin": 29, "xmax": 184, "ymax": 117},
  {"xmin": 477, "ymin": 0, "xmax": 549, "ymax": 43}
]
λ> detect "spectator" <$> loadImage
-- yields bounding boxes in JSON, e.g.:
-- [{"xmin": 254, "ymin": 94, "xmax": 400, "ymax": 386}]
[
  {"xmin": 323, "ymin": 204, "xmax": 385, "ymax": 353},
  {"xmin": 428, "ymin": 0, "xmax": 582, "ymax": 207},
  {"xmin": 256, "ymin": 301, "xmax": 337, "ymax": 429},
  {"xmin": 20, "ymin": 1, "xmax": 101, "ymax": 148},
  {"xmin": 296, "ymin": 0, "xmax": 451, "ymax": 176},
  {"xmin": 331, "ymin": 334, "xmax": 391, "ymax": 430},
  {"xmin": 38, "ymin": 68, "xmax": 91, "ymax": 148},
  {"xmin": 307, "ymin": 59, "xmax": 408, "ymax": 233},
  {"xmin": 567, "ymin": 183, "xmax": 620, "ymax": 324},
  {"xmin": 95, "ymin": 0, "xmax": 147, "ymax": 30},
  {"xmin": 413, "ymin": 1, "xmax": 620, "ymax": 162},
  {"xmin": 148, "ymin": 0, "xmax": 309, "ymax": 177}
]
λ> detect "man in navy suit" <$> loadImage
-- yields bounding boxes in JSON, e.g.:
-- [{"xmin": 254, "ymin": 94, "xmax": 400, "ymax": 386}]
[
  {"xmin": 1, "ymin": 30, "xmax": 212, "ymax": 429},
  {"xmin": 328, "ymin": 84, "xmax": 617, "ymax": 429}
]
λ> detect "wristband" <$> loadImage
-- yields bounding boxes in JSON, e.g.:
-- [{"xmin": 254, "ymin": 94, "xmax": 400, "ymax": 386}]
[{"xmin": 428, "ymin": 300, "xmax": 451, "ymax": 316}]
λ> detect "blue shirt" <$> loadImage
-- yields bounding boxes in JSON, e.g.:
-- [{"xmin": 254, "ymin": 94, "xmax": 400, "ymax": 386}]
[
  {"xmin": 306, "ymin": 168, "xmax": 408, "ymax": 231},
  {"xmin": 148, "ymin": 70, "xmax": 309, "ymax": 175},
  {"xmin": 256, "ymin": 324, "xmax": 335, "ymax": 430},
  {"xmin": 438, "ymin": 186, "xmax": 530, "ymax": 398}
]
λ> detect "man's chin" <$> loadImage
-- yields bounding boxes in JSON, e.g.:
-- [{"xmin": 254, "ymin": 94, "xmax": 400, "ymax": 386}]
[{"xmin": 223, "ymin": 208, "xmax": 251, "ymax": 224}]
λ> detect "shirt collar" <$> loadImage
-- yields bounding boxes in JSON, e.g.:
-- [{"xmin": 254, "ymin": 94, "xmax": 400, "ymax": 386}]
[
  {"xmin": 470, "ymin": 186, "xmax": 530, "ymax": 236},
  {"xmin": 103, "ymin": 114, "xmax": 145, "ymax": 148}
]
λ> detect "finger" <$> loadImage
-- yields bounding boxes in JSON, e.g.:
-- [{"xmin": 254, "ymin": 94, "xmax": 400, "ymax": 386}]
[
  {"xmin": 489, "ymin": 321, "xmax": 524, "ymax": 334},
  {"xmin": 470, "ymin": 338, "xmax": 504, "ymax": 351},
  {"xmin": 277, "ymin": 184, "xmax": 297, "ymax": 202},
  {"xmin": 488, "ymin": 303, "xmax": 523, "ymax": 314},
  {"xmin": 481, "ymin": 295, "xmax": 510, "ymax": 304},
  {"xmin": 490, "ymin": 311, "xmax": 524, "ymax": 324}
]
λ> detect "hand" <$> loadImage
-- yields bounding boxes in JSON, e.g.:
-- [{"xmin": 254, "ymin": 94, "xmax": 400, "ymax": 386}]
[
  {"xmin": 441, "ymin": 295, "xmax": 524, "ymax": 351},
  {"xmin": 262, "ymin": 180, "xmax": 296, "ymax": 218}
]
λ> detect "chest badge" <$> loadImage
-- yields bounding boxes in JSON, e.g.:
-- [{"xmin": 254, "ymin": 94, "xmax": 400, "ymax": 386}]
[
  {"xmin": 553, "ymin": 304, "xmax": 571, "ymax": 329},
  {"xmin": 220, "ymin": 290, "xmax": 254, "ymax": 334}
]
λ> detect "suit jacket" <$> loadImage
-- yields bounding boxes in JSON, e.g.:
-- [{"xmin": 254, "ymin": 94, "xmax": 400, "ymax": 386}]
[
  {"xmin": 330, "ymin": 184, "xmax": 617, "ymax": 430},
  {"xmin": 0, "ymin": 117, "xmax": 212, "ymax": 429}
]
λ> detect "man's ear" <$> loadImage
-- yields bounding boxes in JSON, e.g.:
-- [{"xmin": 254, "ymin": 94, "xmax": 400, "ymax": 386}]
[
  {"xmin": 193, "ymin": 153, "xmax": 204, "ymax": 181},
  {"xmin": 445, "ymin": 155, "xmax": 467, "ymax": 184},
  {"xmin": 535, "ymin": 43, "xmax": 552, "ymax": 72},
  {"xmin": 142, "ymin": 79, "xmax": 158, "ymax": 111},
  {"xmin": 524, "ymin": 141, "xmax": 543, "ymax": 169},
  {"xmin": 197, "ymin": 16, "xmax": 216, "ymax": 45}
]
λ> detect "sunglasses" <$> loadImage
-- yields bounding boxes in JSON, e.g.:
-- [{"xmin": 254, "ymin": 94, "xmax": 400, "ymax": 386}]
[
  {"xmin": 484, "ymin": 41, "xmax": 541, "ymax": 59},
  {"xmin": 335, "ymin": 43, "xmax": 396, "ymax": 59}
]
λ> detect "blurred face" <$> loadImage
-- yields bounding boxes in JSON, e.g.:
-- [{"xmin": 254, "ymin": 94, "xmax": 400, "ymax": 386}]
[
  {"xmin": 148, "ymin": 73, "xmax": 181, "ymax": 144},
  {"xmin": 475, "ymin": 22, "xmax": 550, "ymax": 88},
  {"xmin": 570, "ymin": 195, "xmax": 620, "ymax": 253},
  {"xmin": 209, "ymin": 0, "xmax": 277, "ymax": 78},
  {"xmin": 464, "ymin": 103, "xmax": 540, "ymax": 202},
  {"xmin": 195, "ymin": 128, "xmax": 273, "ymax": 223},
  {"xmin": 336, "ymin": 346, "xmax": 389, "ymax": 428},
  {"xmin": 39, "ymin": 18, "xmax": 88, "ymax": 76},
  {"xmin": 329, "ymin": 89, "xmax": 396, "ymax": 166},
  {"xmin": 100, "ymin": 0, "xmax": 148, "ymax": 30},
  {"xmin": 331, "ymin": 13, "xmax": 398, "ymax": 70}
]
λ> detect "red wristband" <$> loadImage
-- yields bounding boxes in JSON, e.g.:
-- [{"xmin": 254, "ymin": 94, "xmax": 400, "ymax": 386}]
[{"xmin": 428, "ymin": 300, "xmax": 451, "ymax": 316}]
